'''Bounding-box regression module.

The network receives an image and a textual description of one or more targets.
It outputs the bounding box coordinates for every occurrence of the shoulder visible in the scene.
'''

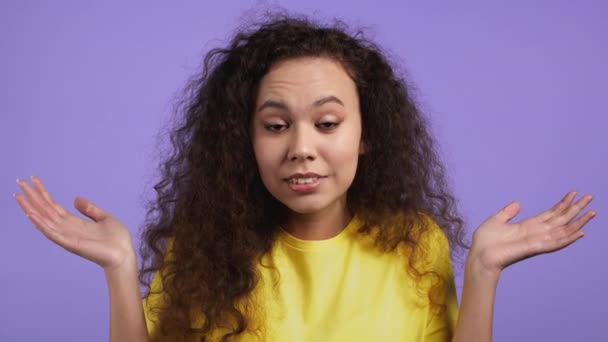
[418,214,452,271]
[418,214,451,257]
[392,212,453,278]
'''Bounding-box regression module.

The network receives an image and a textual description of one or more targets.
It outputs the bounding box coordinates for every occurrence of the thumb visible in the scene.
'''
[494,201,521,224]
[74,196,110,222]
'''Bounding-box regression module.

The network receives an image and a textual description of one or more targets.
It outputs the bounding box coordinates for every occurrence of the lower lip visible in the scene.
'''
[286,178,323,193]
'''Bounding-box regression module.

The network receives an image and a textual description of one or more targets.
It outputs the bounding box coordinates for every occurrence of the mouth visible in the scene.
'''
[284,176,326,193]
[285,176,326,185]
[284,172,327,183]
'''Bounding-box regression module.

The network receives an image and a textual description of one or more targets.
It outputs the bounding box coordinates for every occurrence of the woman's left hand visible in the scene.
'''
[470,191,596,277]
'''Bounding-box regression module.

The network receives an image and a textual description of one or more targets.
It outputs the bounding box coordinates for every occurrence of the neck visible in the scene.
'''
[282,201,353,241]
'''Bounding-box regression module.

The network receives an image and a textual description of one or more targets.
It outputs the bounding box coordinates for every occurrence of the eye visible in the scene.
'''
[317,122,339,130]
[265,123,289,132]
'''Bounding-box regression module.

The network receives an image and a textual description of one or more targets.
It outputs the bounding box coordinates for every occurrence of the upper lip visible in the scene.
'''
[285,172,325,180]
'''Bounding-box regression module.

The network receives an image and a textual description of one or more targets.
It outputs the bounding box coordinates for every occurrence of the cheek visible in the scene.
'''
[324,129,362,173]
[253,138,281,177]
[337,124,362,158]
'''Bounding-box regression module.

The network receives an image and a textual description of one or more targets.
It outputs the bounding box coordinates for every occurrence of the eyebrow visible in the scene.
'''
[256,95,344,113]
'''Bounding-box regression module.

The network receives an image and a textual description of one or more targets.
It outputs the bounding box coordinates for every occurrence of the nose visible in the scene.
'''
[287,123,316,162]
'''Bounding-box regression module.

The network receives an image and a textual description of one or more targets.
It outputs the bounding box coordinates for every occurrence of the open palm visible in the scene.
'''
[14,176,134,270]
[471,191,596,275]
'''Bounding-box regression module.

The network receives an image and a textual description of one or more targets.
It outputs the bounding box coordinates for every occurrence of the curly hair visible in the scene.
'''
[138,10,469,341]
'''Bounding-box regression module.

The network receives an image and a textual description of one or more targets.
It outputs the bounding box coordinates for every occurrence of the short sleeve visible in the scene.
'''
[419,217,459,341]
[143,269,165,340]
[142,238,177,341]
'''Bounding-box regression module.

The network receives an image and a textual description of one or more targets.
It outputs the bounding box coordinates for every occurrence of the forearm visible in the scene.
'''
[105,253,149,342]
[452,256,500,342]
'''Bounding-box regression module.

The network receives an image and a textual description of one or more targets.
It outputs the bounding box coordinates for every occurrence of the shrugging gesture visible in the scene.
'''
[453,191,596,342]
[470,190,595,276]
[14,176,149,341]
[14,176,135,271]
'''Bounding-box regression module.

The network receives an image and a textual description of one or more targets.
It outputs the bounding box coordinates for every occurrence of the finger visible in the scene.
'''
[17,178,61,223]
[536,191,577,223]
[525,226,582,256]
[16,179,45,215]
[547,229,585,254]
[494,201,521,223]
[561,209,596,237]
[549,194,594,227]
[14,192,41,217]
[27,212,64,243]
[27,213,82,255]
[30,176,68,217]
[545,225,587,253]
[521,209,595,257]
[540,210,595,252]
[74,196,110,222]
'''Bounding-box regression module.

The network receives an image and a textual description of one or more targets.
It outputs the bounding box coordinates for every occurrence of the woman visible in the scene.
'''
[13,13,596,342]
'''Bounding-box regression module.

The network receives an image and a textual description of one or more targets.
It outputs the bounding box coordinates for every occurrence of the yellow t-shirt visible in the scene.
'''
[144,214,459,341]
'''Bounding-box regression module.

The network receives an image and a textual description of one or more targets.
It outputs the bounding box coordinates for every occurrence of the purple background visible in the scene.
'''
[2,1,606,341]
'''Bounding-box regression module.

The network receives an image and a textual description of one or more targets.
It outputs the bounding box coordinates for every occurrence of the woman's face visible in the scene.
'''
[251,57,363,217]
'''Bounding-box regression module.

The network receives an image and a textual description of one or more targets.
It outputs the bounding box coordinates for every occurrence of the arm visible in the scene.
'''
[13,176,151,342]
[452,255,500,342]
[452,191,595,342]
[105,253,150,342]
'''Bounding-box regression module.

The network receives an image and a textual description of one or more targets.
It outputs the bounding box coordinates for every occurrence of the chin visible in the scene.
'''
[285,205,325,215]
[273,196,321,213]
[281,197,339,216]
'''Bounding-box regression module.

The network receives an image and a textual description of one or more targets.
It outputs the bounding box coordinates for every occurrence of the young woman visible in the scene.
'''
[14,14,596,342]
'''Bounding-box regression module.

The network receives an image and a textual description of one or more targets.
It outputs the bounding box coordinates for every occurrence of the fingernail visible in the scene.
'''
[16,178,21,185]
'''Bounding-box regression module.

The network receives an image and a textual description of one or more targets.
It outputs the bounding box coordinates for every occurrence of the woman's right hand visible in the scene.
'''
[14,176,135,271]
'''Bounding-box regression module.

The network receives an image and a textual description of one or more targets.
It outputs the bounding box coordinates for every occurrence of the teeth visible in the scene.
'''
[289,177,318,184]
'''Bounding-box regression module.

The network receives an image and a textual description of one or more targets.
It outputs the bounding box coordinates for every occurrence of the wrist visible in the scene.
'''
[104,251,138,279]
[465,250,502,283]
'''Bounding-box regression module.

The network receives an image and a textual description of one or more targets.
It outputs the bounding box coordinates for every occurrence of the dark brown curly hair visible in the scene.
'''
[138,10,469,342]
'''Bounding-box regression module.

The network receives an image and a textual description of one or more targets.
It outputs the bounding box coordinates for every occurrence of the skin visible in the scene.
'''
[454,193,596,341]
[14,177,147,342]
[251,57,365,240]
[13,57,597,341]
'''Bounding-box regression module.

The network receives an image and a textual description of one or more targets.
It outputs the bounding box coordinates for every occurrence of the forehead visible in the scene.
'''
[255,57,357,105]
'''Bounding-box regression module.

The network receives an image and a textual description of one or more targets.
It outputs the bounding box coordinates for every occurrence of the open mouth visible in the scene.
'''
[287,176,322,185]
[285,176,326,192]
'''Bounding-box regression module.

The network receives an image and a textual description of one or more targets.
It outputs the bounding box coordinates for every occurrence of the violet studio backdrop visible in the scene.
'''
[1,1,606,341]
